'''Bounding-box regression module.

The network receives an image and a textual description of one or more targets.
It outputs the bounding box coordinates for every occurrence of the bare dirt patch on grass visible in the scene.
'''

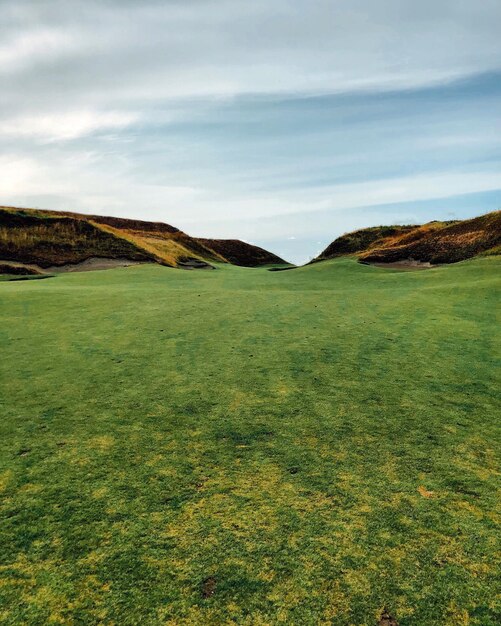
[365,259,437,271]
[201,577,217,599]
[46,257,152,273]
[378,607,399,625]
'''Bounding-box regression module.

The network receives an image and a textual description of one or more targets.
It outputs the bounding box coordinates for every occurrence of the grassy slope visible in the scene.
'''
[93,223,226,268]
[0,258,500,625]
[0,207,286,269]
[314,211,501,265]
[197,239,289,267]
[0,208,154,268]
[312,225,420,261]
[360,212,501,265]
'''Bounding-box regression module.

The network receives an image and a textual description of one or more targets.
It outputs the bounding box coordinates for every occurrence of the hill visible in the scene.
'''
[0,208,154,269]
[313,211,501,265]
[313,224,420,261]
[197,238,288,267]
[0,206,288,271]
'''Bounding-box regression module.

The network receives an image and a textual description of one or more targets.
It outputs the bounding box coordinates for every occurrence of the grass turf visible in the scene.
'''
[0,257,500,625]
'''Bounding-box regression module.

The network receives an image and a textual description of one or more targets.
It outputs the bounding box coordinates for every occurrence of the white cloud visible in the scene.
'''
[0,151,201,214]
[0,156,45,196]
[0,28,75,72]
[174,169,501,226]
[3,147,499,225]
[1,0,501,110]
[0,110,139,141]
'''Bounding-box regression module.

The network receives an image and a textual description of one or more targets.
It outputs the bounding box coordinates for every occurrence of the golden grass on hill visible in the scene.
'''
[314,211,501,265]
[312,225,419,262]
[374,222,448,249]
[359,211,501,264]
[0,208,153,268]
[0,206,286,270]
[94,222,227,268]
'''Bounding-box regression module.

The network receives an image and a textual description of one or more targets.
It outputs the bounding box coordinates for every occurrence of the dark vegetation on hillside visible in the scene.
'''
[361,211,501,264]
[86,214,180,234]
[2,205,498,272]
[0,206,287,270]
[0,208,154,268]
[314,211,501,265]
[197,238,288,267]
[169,234,223,263]
[91,220,223,268]
[313,225,419,261]
[22,209,182,235]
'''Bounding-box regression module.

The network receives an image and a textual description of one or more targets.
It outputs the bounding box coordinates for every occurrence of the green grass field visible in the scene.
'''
[1,257,500,625]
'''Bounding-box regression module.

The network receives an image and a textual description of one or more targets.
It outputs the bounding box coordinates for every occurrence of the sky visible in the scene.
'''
[1,0,501,264]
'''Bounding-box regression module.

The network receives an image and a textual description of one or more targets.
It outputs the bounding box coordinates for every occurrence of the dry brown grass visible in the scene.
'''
[94,223,227,267]
[0,205,286,269]
[314,211,501,265]
[197,238,288,266]
[360,211,501,264]
[0,208,153,267]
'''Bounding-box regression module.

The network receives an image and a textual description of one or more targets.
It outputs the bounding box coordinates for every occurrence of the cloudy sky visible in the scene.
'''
[1,0,501,263]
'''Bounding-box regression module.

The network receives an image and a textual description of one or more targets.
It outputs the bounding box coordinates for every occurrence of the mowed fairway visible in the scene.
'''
[0,257,500,625]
